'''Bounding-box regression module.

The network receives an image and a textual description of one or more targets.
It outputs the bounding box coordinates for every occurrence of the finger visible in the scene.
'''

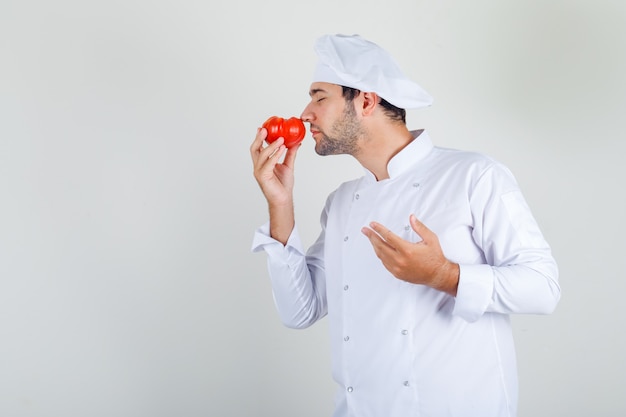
[266,138,285,158]
[257,137,285,164]
[251,128,276,167]
[361,226,395,256]
[409,214,432,242]
[368,221,401,248]
[361,226,382,243]
[252,144,286,181]
[250,127,267,157]
[250,128,284,160]
[282,143,300,169]
[264,142,287,169]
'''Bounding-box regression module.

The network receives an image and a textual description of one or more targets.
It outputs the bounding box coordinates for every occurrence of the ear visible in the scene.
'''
[360,92,380,116]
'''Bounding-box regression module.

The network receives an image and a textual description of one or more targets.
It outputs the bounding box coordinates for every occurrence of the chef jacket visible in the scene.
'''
[252,130,560,417]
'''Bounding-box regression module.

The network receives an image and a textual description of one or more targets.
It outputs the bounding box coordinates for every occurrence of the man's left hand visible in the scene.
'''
[361,214,460,296]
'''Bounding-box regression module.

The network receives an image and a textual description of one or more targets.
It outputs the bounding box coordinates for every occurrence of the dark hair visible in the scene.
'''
[341,86,406,124]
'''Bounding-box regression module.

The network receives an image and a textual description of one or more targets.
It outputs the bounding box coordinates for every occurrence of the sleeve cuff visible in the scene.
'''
[452,264,495,322]
[251,222,306,259]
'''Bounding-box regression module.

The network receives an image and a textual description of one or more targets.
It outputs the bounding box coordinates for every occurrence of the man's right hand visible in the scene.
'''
[250,127,300,244]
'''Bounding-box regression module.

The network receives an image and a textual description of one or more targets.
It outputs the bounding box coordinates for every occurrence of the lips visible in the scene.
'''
[310,126,321,137]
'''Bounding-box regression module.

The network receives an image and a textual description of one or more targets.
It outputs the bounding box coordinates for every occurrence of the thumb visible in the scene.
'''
[282,142,301,168]
[410,214,431,242]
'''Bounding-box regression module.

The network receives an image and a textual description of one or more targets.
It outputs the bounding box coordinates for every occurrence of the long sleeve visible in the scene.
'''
[251,219,328,329]
[452,162,561,322]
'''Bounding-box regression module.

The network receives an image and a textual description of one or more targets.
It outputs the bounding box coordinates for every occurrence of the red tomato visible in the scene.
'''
[262,116,284,144]
[262,116,306,148]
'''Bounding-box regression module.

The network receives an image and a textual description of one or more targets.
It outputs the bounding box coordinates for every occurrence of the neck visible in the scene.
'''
[355,124,416,181]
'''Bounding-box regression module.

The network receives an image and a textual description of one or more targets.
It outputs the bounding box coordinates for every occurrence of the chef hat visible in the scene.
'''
[312,34,433,110]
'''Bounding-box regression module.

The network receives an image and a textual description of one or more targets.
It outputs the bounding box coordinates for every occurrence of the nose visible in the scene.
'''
[300,103,313,123]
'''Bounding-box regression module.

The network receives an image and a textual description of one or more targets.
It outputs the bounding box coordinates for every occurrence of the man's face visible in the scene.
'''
[301,82,363,156]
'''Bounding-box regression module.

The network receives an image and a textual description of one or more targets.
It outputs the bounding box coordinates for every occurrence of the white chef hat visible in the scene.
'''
[312,34,433,110]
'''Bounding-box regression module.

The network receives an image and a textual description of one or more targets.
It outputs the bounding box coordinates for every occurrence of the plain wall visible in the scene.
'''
[1,0,624,416]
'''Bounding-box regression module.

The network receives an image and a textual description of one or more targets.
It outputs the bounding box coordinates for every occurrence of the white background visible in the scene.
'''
[1,0,624,416]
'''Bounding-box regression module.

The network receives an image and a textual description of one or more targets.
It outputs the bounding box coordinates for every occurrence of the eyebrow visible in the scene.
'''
[309,88,327,97]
